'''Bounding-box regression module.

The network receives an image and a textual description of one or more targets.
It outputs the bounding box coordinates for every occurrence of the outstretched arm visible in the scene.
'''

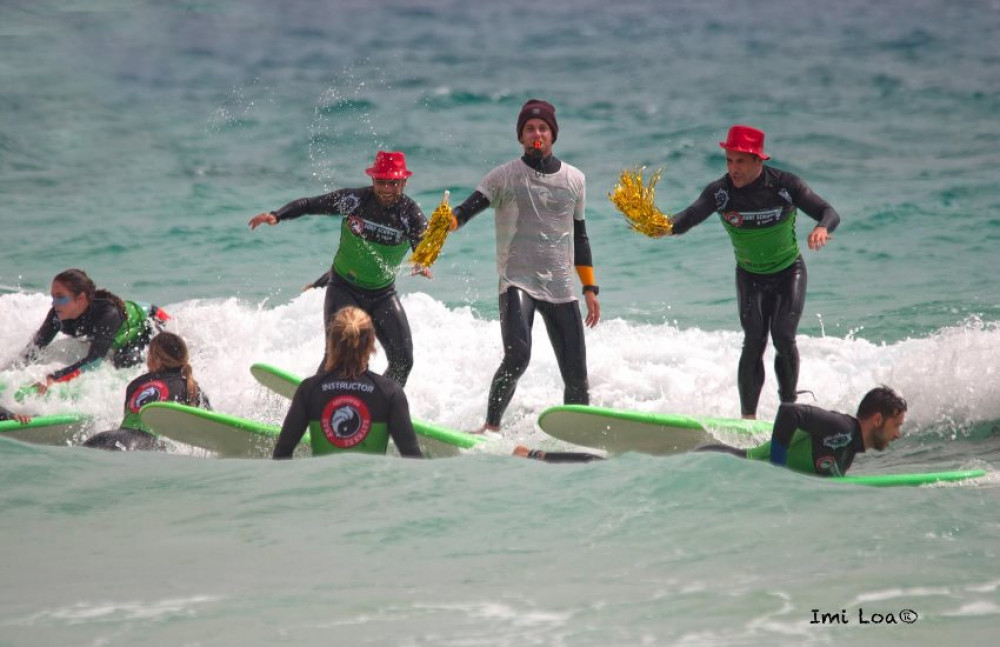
[451,191,490,229]
[668,185,719,236]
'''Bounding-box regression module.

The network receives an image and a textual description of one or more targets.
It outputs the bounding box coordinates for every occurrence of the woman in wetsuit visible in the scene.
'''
[248,151,429,387]
[84,332,211,451]
[18,269,169,394]
[273,306,422,459]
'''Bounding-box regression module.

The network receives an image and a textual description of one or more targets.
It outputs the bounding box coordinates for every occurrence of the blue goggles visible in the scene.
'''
[52,295,72,306]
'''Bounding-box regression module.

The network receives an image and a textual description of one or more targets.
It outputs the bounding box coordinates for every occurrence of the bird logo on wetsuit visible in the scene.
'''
[128,380,169,413]
[320,396,372,449]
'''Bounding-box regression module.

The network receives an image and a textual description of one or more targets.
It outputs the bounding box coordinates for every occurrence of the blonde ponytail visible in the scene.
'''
[324,307,376,379]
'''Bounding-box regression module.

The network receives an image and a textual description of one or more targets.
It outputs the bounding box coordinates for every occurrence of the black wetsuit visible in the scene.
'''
[0,406,21,422]
[697,403,865,476]
[454,153,595,427]
[273,368,423,459]
[672,167,840,416]
[84,368,212,451]
[273,187,427,386]
[21,299,164,383]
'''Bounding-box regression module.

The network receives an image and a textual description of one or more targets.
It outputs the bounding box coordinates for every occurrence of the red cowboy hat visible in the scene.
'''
[719,125,770,160]
[365,151,413,179]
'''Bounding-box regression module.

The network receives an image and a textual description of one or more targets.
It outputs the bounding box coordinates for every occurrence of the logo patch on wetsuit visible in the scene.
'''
[321,395,372,449]
[822,432,853,450]
[723,211,743,226]
[815,455,841,475]
[337,194,362,214]
[345,215,406,245]
[347,214,366,236]
[128,380,169,413]
[714,187,730,210]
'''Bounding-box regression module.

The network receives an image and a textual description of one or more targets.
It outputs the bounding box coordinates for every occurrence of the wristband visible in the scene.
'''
[583,285,599,296]
[770,441,788,466]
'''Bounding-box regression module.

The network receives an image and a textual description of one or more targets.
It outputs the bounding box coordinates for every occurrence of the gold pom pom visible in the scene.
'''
[608,167,673,237]
[410,190,454,268]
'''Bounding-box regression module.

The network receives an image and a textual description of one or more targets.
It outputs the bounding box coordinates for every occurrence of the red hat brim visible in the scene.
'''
[719,141,770,160]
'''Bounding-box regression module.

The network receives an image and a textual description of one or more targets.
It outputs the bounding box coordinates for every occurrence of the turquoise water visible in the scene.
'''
[2,1,999,644]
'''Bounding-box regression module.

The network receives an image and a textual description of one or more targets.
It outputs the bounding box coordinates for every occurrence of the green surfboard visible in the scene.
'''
[537,404,771,455]
[139,401,299,458]
[538,405,987,487]
[249,362,485,457]
[0,413,90,446]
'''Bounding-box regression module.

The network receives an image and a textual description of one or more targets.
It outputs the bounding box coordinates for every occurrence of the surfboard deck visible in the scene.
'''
[139,401,307,458]
[250,362,485,457]
[0,413,90,446]
[537,404,772,455]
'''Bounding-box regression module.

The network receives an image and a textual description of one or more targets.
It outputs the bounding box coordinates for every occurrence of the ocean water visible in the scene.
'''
[2,0,1000,645]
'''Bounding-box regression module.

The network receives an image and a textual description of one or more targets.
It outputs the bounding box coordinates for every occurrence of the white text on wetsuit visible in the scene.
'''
[322,381,375,393]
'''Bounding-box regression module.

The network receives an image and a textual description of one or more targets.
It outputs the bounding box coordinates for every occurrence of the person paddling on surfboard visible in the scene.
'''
[697,385,907,477]
[0,406,32,425]
[273,306,423,459]
[15,268,170,397]
[446,99,601,434]
[84,332,211,451]
[650,126,841,420]
[248,151,429,387]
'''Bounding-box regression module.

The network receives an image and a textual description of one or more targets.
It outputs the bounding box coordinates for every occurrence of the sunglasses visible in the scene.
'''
[52,295,73,306]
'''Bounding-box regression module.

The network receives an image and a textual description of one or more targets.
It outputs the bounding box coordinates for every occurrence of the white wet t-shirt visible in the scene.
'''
[477,158,586,303]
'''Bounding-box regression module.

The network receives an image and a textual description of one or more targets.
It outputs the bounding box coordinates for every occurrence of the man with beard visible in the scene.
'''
[697,385,907,476]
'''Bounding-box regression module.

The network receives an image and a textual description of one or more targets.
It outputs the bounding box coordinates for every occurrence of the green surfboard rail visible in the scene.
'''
[830,469,987,487]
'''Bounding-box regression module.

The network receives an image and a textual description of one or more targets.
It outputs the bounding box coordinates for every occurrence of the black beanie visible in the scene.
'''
[516,99,558,143]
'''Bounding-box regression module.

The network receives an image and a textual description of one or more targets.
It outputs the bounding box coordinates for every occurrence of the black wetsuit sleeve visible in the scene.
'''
[0,406,14,421]
[386,388,423,458]
[310,271,332,290]
[770,403,807,448]
[452,191,491,228]
[574,220,594,267]
[49,307,123,382]
[271,190,351,222]
[785,173,840,232]
[404,200,429,250]
[670,184,719,235]
[273,383,311,459]
[197,389,212,411]
[21,310,60,361]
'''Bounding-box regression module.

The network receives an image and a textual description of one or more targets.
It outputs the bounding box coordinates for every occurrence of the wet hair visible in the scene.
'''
[324,307,376,379]
[53,268,126,319]
[148,332,201,402]
[856,385,908,420]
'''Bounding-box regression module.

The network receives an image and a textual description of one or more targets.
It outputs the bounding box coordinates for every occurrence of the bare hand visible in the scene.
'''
[33,380,49,396]
[808,226,830,250]
[249,212,278,230]
[584,291,600,328]
[411,264,433,279]
[15,414,32,425]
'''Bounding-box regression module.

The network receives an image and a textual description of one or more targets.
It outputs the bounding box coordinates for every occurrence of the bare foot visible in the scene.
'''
[471,423,500,435]
[741,414,756,420]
